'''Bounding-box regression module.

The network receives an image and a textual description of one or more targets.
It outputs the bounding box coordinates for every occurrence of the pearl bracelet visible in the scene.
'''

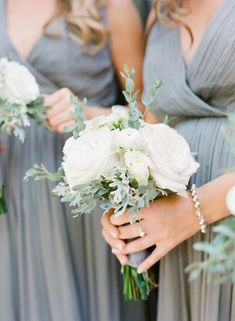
[190,184,207,234]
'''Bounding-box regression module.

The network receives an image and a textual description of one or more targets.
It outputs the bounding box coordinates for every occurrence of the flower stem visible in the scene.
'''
[122,265,157,300]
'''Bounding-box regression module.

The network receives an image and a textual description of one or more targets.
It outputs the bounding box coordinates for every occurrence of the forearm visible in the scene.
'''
[197,173,235,225]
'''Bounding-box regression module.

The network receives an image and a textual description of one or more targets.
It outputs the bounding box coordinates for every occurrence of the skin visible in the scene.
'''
[6,0,156,132]
[101,0,235,272]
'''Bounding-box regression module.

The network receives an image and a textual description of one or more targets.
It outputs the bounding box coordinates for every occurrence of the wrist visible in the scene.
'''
[196,173,235,225]
[172,192,200,241]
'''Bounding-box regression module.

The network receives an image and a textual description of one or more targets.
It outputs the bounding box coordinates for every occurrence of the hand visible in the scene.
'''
[101,194,199,272]
[45,88,112,133]
[45,88,74,133]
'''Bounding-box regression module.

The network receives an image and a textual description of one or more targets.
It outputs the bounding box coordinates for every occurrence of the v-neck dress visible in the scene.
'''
[144,0,235,320]
[0,2,152,321]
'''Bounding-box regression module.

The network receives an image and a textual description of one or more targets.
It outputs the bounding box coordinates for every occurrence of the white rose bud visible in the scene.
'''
[63,128,114,189]
[226,185,235,215]
[108,105,129,128]
[113,128,143,150]
[124,150,150,186]
[141,123,199,196]
[84,106,129,133]
[0,58,39,104]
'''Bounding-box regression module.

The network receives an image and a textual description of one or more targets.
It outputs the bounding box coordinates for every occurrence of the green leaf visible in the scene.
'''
[141,93,149,107]
[126,78,135,93]
[213,224,235,239]
[67,96,86,137]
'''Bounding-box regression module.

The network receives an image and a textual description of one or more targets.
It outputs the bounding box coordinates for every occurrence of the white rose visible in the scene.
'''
[226,185,235,215]
[84,115,108,132]
[0,58,39,104]
[63,128,114,189]
[141,123,199,196]
[113,128,144,150]
[83,106,129,133]
[124,150,150,186]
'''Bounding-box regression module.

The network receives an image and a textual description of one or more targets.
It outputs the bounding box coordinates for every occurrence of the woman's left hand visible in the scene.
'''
[45,88,111,133]
[102,193,200,273]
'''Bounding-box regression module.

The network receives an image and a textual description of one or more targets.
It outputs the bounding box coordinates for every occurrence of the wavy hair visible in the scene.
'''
[152,0,192,41]
[153,0,189,26]
[52,0,108,53]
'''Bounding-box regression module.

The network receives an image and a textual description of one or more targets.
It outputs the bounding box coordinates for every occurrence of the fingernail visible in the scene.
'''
[112,248,120,254]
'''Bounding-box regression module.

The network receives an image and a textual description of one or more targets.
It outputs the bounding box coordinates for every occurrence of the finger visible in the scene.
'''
[45,88,71,109]
[115,254,128,266]
[101,212,119,239]
[48,110,71,128]
[57,120,75,133]
[118,221,144,240]
[137,247,160,273]
[110,211,144,226]
[102,228,125,251]
[137,239,176,273]
[47,98,71,119]
[119,236,154,255]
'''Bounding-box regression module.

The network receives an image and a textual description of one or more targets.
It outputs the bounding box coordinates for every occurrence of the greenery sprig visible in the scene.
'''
[121,64,161,129]
[0,96,50,142]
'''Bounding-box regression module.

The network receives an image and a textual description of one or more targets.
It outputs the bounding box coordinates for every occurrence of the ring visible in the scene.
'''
[138,221,146,238]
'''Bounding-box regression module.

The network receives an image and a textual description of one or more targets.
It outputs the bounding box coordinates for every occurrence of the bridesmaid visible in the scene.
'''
[102,0,235,321]
[0,0,154,321]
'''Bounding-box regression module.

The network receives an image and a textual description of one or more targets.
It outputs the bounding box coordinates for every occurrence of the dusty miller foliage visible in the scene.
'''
[186,111,235,284]
[0,96,50,142]
[24,65,163,220]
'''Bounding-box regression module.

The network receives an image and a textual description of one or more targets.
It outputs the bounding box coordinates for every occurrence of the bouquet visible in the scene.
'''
[25,66,199,300]
[0,58,49,213]
[186,111,235,283]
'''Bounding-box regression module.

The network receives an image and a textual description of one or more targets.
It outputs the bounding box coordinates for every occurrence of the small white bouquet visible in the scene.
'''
[0,58,49,141]
[0,58,49,213]
[25,66,199,299]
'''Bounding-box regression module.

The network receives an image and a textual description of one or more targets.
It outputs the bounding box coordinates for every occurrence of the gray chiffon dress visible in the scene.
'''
[144,0,235,320]
[0,2,152,321]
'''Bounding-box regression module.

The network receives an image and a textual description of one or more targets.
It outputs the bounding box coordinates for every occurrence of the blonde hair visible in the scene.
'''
[153,0,189,26]
[54,0,108,53]
[152,0,192,41]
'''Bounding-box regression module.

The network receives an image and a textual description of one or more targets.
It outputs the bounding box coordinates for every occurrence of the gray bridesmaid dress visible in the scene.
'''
[0,1,151,321]
[144,0,235,320]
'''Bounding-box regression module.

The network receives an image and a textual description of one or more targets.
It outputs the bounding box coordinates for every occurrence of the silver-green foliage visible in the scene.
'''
[0,96,49,142]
